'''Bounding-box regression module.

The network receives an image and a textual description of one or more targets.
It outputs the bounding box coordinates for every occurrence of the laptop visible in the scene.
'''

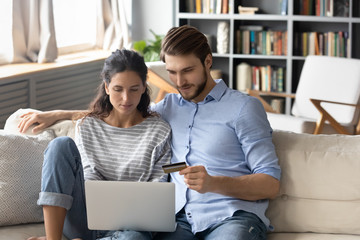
[85,180,176,232]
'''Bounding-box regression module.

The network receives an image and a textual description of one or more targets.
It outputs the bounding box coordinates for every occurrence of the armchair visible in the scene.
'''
[248,56,360,134]
[146,61,178,103]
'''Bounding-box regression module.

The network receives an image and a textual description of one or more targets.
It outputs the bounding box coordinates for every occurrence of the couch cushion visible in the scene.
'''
[267,131,360,235]
[0,223,68,240]
[268,232,360,240]
[0,130,55,226]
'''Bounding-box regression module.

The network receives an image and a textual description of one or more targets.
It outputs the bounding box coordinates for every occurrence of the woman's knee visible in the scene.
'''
[43,136,80,170]
[46,136,77,154]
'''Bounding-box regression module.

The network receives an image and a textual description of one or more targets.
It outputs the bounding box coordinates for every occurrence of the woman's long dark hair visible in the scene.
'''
[87,49,152,119]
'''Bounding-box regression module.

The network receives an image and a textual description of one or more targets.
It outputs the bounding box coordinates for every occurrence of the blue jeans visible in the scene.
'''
[154,209,267,240]
[37,137,152,240]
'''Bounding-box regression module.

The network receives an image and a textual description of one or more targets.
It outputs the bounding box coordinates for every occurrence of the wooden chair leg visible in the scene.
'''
[356,120,360,135]
[313,115,325,135]
[310,99,351,135]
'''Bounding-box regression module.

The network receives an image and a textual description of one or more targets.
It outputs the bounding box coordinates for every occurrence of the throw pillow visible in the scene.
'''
[0,130,55,226]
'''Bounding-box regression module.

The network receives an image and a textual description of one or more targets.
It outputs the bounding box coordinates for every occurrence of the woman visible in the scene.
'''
[27,49,171,240]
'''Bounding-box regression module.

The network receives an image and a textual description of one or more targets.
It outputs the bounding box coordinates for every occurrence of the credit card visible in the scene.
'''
[162,162,187,173]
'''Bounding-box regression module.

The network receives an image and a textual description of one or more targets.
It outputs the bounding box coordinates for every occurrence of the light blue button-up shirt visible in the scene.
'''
[152,79,281,234]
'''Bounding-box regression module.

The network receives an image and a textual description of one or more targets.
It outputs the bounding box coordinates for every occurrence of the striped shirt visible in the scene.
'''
[74,116,171,182]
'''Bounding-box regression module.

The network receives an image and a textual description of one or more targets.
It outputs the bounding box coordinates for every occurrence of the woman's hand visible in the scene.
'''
[18,111,57,133]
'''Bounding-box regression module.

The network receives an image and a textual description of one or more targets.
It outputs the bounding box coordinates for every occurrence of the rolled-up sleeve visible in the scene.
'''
[235,97,281,180]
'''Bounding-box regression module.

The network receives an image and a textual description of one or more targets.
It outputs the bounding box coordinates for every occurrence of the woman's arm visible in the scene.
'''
[149,129,172,182]
[18,110,88,134]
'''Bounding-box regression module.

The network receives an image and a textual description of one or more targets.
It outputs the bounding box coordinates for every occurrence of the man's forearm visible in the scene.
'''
[210,173,280,201]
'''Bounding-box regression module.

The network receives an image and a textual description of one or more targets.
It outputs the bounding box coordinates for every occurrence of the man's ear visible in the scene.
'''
[205,54,212,69]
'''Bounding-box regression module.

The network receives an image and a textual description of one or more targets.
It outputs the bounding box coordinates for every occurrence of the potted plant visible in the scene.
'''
[133,30,164,62]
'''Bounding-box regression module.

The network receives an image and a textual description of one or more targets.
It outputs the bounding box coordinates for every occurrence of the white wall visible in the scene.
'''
[131,0,175,42]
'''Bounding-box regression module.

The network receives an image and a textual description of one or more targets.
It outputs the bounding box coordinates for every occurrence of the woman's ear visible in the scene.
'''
[142,83,147,94]
[104,82,110,95]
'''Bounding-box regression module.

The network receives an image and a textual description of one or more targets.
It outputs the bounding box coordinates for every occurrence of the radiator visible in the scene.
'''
[0,60,103,129]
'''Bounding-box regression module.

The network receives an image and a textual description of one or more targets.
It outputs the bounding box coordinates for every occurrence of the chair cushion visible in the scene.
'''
[291,56,360,125]
[267,112,355,134]
[267,130,360,235]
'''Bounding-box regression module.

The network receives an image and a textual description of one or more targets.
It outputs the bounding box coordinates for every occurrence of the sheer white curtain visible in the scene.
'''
[0,0,57,64]
[0,0,130,65]
[96,0,131,51]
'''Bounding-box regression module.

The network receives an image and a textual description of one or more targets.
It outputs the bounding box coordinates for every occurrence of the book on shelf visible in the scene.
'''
[236,26,287,56]
[185,0,230,14]
[238,64,285,93]
[299,0,349,17]
[295,31,349,57]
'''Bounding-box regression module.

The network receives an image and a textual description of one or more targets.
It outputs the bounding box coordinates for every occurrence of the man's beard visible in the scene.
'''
[178,68,207,101]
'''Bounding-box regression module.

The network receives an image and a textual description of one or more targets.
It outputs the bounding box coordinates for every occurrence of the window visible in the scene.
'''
[53,0,97,55]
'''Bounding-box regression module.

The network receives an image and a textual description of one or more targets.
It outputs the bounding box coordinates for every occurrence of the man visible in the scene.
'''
[19,25,280,240]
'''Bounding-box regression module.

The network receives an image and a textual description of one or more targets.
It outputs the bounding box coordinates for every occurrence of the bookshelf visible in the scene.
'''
[175,0,360,114]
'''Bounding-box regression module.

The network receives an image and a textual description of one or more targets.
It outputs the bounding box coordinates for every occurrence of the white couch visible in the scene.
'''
[1,109,360,240]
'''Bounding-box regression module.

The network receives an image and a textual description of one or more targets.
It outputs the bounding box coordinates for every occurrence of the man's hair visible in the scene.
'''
[160,25,212,66]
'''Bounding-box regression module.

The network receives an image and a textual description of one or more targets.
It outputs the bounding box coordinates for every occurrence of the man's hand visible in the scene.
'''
[180,165,280,200]
[179,165,214,194]
[18,111,59,134]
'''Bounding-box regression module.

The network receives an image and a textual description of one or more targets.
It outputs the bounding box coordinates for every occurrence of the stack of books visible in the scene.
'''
[185,0,231,14]
[299,0,349,17]
[294,31,349,57]
[236,63,285,93]
[238,5,258,15]
[235,26,287,56]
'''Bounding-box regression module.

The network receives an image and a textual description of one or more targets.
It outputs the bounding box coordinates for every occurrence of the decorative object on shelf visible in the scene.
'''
[236,62,252,92]
[238,5,259,15]
[133,30,163,62]
[210,69,222,80]
[334,0,349,17]
[281,0,288,15]
[271,98,285,113]
[216,21,229,54]
[204,34,213,52]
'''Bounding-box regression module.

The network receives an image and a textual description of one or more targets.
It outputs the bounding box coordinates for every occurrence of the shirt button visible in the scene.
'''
[186,146,189,149]
[188,125,192,128]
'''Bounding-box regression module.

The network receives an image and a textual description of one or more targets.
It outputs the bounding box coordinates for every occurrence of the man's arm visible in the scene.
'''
[18,110,88,134]
[180,165,280,201]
